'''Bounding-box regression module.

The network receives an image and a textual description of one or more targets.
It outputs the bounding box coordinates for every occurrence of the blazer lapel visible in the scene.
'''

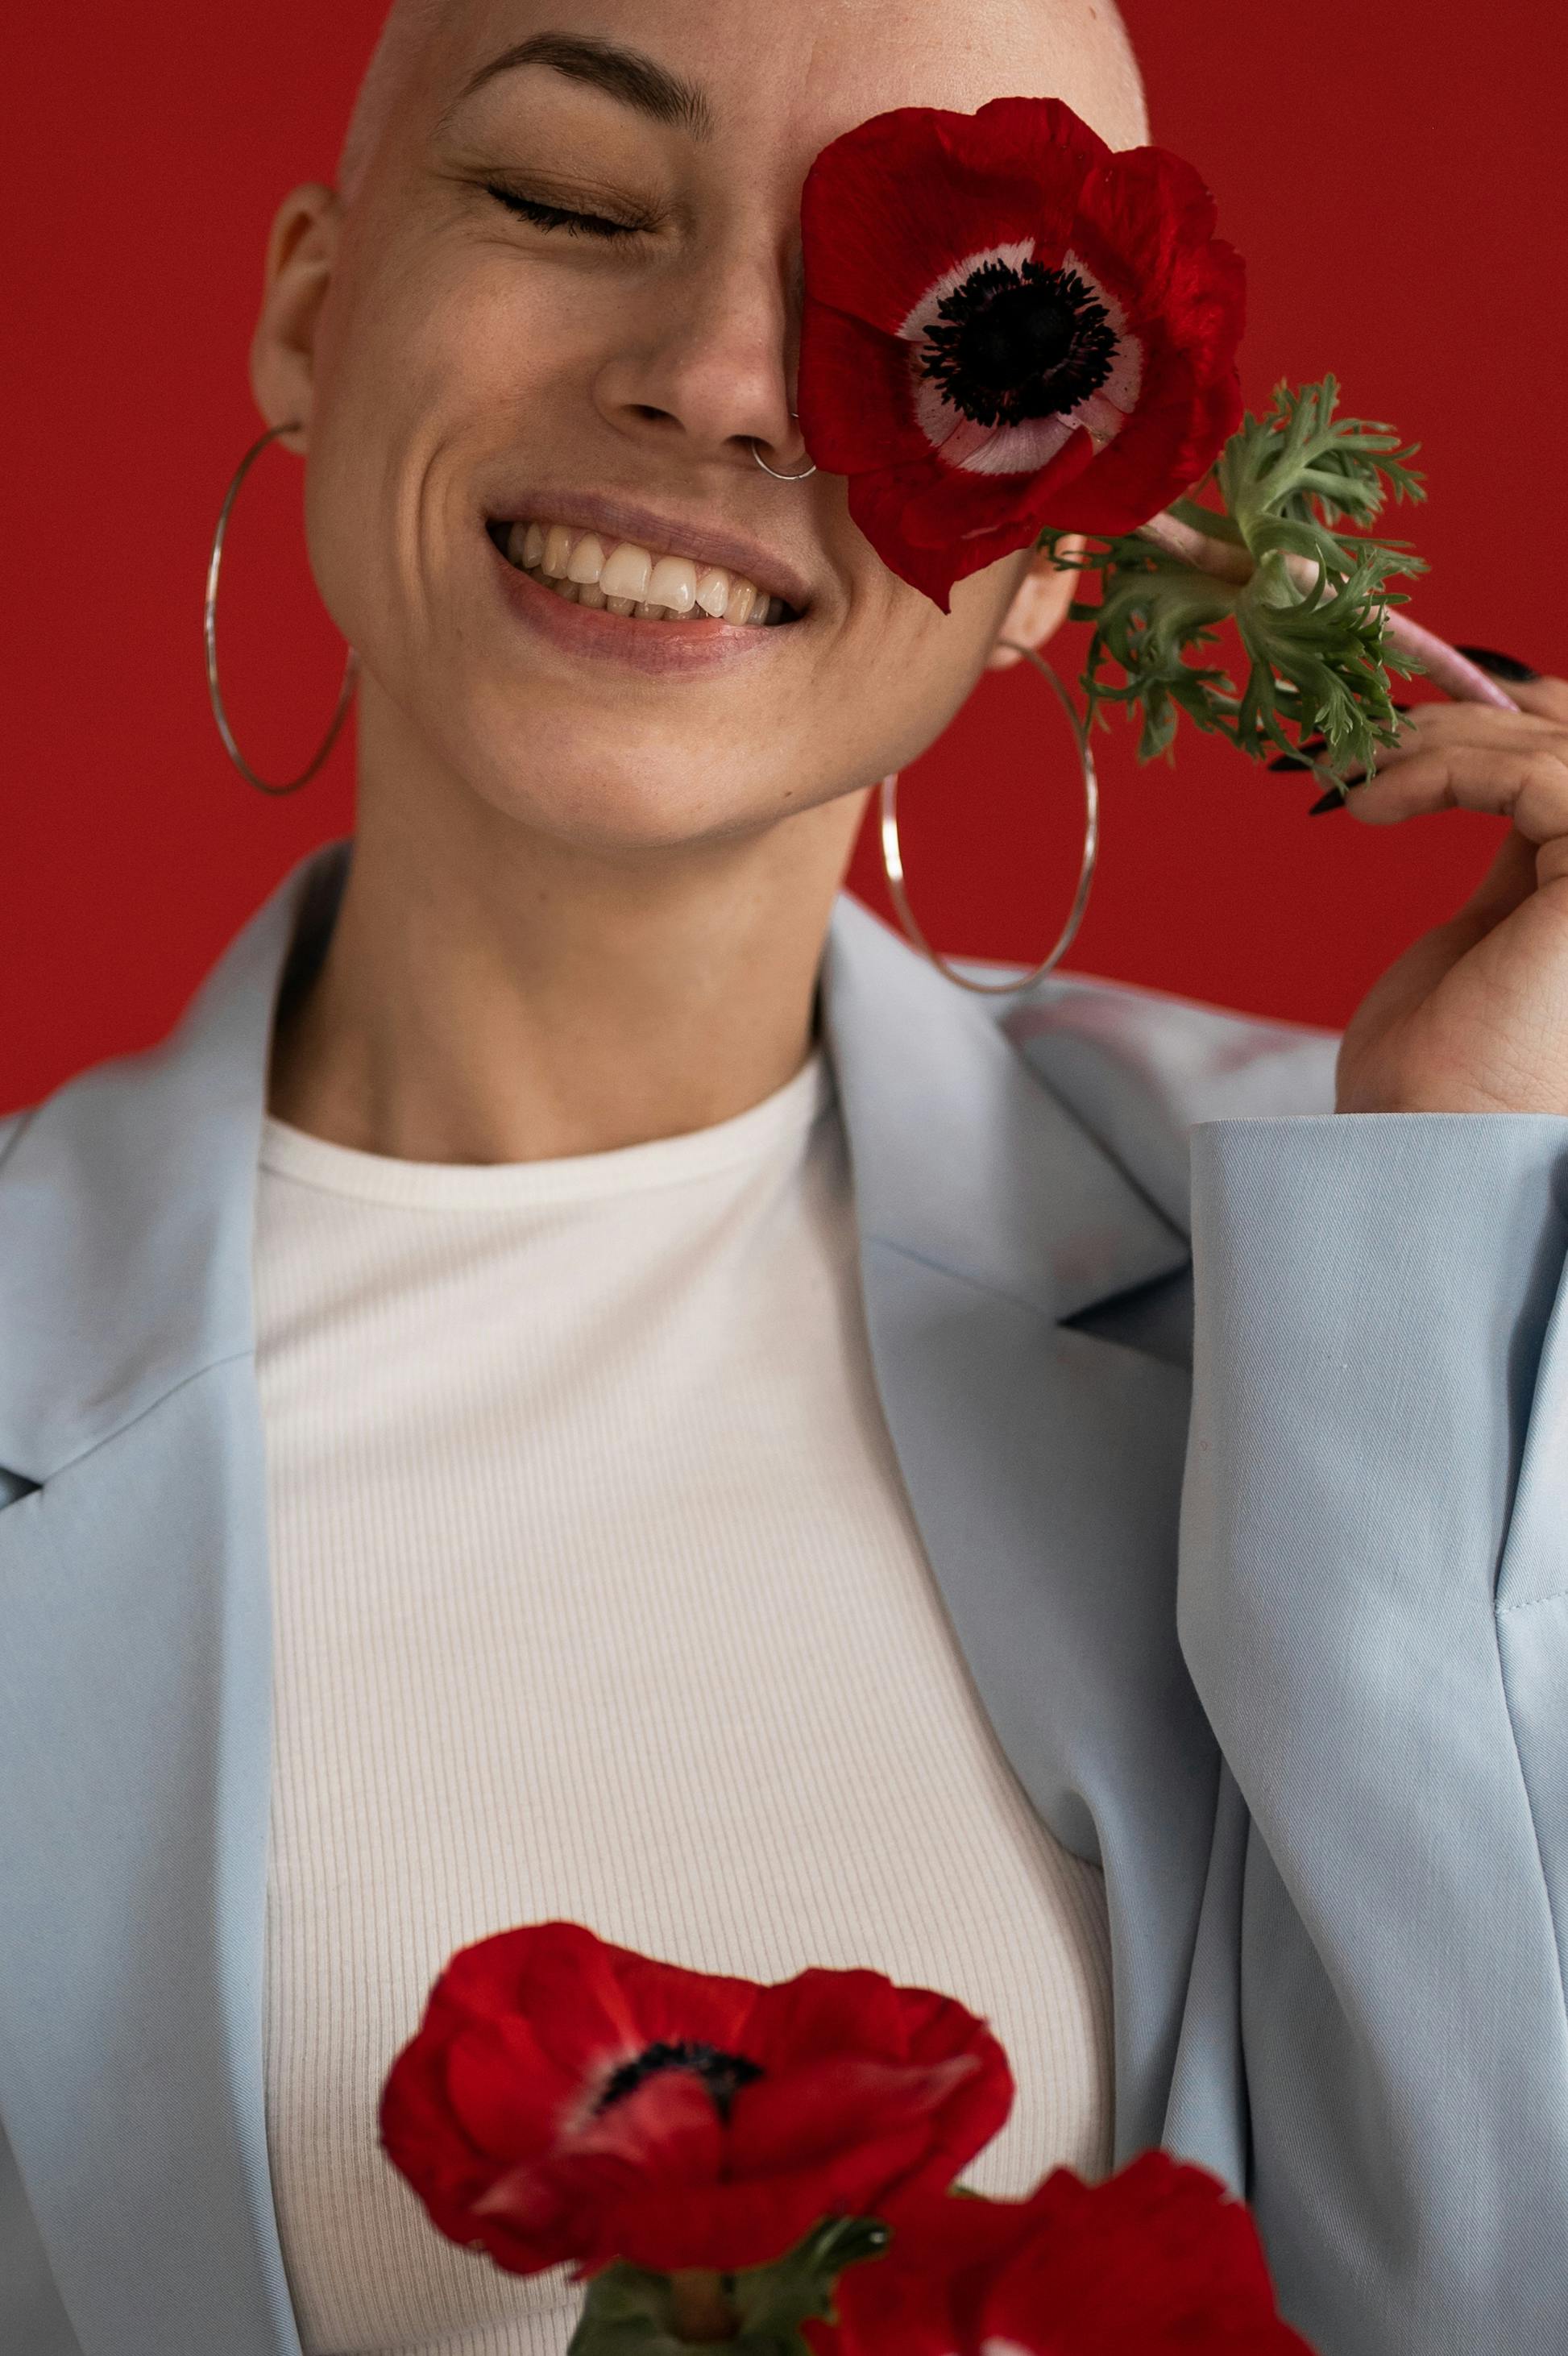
[0,846,350,2356]
[820,899,1222,2159]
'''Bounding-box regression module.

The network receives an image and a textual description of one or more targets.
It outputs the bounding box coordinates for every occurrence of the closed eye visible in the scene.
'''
[483,183,645,242]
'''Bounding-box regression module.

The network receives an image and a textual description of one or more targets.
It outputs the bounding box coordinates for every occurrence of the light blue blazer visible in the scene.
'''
[3,841,1566,2356]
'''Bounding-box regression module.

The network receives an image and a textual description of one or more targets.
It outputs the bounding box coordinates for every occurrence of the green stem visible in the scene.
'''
[1135,509,1518,713]
[669,2271,739,2345]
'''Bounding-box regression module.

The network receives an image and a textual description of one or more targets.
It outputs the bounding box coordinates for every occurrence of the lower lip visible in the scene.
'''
[487,537,799,678]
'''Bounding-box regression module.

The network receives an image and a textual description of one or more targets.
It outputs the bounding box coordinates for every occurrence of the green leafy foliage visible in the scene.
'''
[1041,378,1428,777]
[566,2217,891,2356]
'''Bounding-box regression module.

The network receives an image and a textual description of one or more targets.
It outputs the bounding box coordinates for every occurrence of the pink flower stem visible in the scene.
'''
[1135,510,1520,712]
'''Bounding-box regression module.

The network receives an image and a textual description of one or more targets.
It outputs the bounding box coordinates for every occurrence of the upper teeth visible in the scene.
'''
[504,520,785,624]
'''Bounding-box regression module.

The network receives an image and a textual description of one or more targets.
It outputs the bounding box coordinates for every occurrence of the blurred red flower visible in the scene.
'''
[380,1921,1013,2277]
[797,98,1246,611]
[808,2152,1316,2356]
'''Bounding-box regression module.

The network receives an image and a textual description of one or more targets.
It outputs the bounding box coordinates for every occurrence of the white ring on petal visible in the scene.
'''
[959,417,1081,476]
[898,240,1039,342]
[912,408,1024,471]
[908,244,1147,478]
[1063,249,1143,417]
[1075,390,1132,449]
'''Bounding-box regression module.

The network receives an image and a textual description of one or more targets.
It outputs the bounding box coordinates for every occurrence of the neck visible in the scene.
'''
[268,747,865,1166]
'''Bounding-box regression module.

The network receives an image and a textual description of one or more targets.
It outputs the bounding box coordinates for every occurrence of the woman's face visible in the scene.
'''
[253,0,1139,853]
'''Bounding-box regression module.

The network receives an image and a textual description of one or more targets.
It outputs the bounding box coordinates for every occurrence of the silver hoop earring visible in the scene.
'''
[750,406,817,482]
[878,642,1099,995]
[205,420,360,796]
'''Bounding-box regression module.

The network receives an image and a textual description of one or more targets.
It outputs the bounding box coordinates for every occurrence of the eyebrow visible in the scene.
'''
[441,31,716,143]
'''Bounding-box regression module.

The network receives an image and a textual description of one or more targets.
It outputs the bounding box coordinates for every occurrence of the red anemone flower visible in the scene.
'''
[380,1921,1013,2277]
[797,98,1246,611]
[808,2153,1317,2356]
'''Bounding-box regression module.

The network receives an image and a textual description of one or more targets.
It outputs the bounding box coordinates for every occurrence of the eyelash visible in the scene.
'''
[483,182,644,242]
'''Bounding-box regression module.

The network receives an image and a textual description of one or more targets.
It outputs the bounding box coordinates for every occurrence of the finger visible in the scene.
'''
[1267,704,1416,772]
[1456,824,1541,927]
[1367,703,1563,765]
[1280,699,1556,782]
[1346,739,1568,846]
[1500,673,1568,727]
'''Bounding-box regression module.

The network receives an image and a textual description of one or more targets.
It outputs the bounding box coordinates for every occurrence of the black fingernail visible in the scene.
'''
[1454,645,1541,683]
[1269,736,1329,772]
[1309,787,1349,815]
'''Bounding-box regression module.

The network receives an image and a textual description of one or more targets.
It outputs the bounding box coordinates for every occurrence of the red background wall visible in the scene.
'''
[4,1,1564,1113]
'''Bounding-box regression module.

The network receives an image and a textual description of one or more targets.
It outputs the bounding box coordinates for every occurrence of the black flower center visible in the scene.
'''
[920,258,1119,431]
[595,2039,766,2123]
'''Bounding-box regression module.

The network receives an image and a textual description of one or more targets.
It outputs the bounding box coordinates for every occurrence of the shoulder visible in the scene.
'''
[0,1111,38,1499]
[994,964,1338,1232]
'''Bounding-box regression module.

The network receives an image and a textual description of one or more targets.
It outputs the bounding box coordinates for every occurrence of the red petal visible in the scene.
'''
[595,1945,762,2058]
[844,472,980,608]
[797,304,931,472]
[746,1974,1013,2169]
[567,2065,728,2182]
[828,2163,1312,2356]
[825,2190,1047,2356]
[476,2073,729,2273]
[465,2160,583,2275]
[724,2055,971,2173]
[1070,147,1234,333]
[450,1923,761,2088]
[1038,357,1242,537]
[748,1968,920,2064]
[898,434,1097,547]
[603,2170,851,2273]
[379,2034,498,2245]
[981,2157,1317,2354]
[598,2114,940,2273]
[427,1923,641,2087]
[840,454,1078,612]
[444,2018,579,2159]
[801,100,1106,338]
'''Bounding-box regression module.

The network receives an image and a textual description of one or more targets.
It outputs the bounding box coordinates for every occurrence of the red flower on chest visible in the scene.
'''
[808,2152,1317,2356]
[796,98,1246,610]
[380,1920,1013,2277]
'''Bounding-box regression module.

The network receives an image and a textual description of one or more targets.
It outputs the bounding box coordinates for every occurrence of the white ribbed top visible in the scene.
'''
[253,1054,1113,2356]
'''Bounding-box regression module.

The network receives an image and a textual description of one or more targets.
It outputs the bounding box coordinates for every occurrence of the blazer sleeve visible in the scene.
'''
[0,1114,37,1511]
[1177,1111,1568,2356]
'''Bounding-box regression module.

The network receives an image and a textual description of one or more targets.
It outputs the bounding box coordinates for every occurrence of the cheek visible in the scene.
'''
[301,240,582,654]
[823,599,1002,786]
[319,224,631,480]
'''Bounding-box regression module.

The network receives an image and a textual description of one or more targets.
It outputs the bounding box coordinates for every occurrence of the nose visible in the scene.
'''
[750,421,817,481]
[590,239,813,475]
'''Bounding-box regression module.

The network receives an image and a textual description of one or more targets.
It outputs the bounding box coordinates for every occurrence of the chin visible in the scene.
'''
[461,740,799,857]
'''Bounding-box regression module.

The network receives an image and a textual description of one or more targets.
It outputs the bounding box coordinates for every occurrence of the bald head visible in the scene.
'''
[335,0,1147,205]
[338,0,446,201]
[1076,2,1148,144]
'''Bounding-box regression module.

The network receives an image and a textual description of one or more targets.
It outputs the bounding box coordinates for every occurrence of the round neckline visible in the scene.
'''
[258,1051,834,1211]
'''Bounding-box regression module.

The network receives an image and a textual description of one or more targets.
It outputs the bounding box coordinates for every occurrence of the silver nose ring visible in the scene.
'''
[751,407,817,481]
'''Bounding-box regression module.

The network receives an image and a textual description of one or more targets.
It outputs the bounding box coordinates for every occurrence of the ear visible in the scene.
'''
[985,535,1085,674]
[248,183,343,457]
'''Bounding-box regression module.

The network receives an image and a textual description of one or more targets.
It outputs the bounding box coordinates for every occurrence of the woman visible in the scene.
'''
[2,3,1566,2354]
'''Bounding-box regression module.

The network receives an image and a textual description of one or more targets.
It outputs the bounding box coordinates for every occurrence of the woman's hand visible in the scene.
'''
[1335,671,1568,1114]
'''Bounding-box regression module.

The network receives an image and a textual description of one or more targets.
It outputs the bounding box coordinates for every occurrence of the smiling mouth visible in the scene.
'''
[485,518,804,626]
